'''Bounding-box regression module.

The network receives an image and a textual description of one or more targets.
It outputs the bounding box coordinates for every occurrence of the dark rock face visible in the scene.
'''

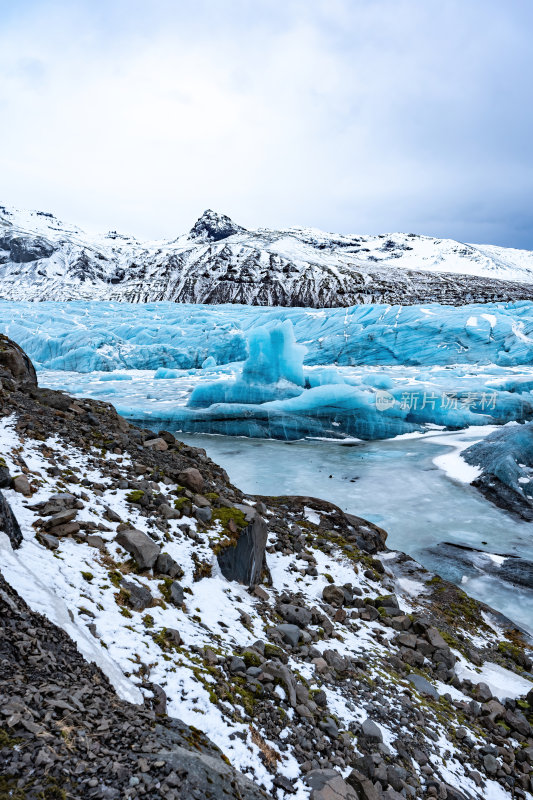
[0,333,37,387]
[217,512,268,586]
[0,232,55,263]
[0,490,22,548]
[0,571,271,800]
[188,209,246,242]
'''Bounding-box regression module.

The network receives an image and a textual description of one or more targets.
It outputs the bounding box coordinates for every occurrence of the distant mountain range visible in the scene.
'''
[1,204,532,306]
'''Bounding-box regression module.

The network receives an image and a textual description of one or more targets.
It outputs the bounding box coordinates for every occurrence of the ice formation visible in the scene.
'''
[1,300,533,373]
[3,300,533,440]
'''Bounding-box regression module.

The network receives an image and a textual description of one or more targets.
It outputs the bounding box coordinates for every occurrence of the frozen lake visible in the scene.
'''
[177,428,533,635]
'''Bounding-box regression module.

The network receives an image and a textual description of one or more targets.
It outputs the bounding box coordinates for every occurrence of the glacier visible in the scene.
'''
[2,299,533,440]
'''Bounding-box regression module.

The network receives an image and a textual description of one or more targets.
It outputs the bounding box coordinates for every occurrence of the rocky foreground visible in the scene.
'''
[1,334,533,800]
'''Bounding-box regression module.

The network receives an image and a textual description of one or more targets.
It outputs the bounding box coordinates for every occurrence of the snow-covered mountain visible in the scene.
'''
[1,203,533,306]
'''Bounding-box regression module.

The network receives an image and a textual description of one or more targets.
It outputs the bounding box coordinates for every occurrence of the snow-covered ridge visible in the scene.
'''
[1,203,533,306]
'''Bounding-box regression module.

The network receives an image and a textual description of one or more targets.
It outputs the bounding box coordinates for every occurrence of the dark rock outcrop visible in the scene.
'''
[217,509,268,586]
[0,489,22,548]
[0,333,37,387]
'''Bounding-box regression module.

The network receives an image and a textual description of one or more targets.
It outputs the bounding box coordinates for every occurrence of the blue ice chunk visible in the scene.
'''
[154,367,179,379]
[202,356,216,369]
[99,373,132,381]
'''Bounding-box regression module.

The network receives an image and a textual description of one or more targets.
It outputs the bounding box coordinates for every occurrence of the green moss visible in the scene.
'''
[0,727,23,748]
[158,577,173,602]
[324,573,334,584]
[109,570,122,588]
[119,607,132,618]
[142,614,155,628]
[126,489,145,503]
[242,650,262,668]
[209,507,247,553]
[0,777,26,800]
[81,571,93,582]
[38,781,67,800]
[205,492,219,502]
[173,497,190,511]
[498,640,528,667]
[264,643,284,659]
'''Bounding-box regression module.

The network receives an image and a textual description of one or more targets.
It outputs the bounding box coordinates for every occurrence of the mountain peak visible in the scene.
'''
[188,209,246,242]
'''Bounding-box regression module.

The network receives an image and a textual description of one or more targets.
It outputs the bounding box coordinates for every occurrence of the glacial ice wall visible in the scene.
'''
[1,300,533,372]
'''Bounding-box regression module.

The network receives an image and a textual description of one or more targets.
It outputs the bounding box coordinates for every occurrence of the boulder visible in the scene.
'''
[115,528,160,570]
[120,578,153,611]
[408,673,439,699]
[169,581,184,606]
[322,585,345,607]
[155,552,182,578]
[144,437,168,451]
[360,719,383,743]
[0,490,22,548]
[278,603,312,627]
[12,475,32,497]
[0,333,37,387]
[216,510,267,586]
[178,468,204,494]
[274,624,301,648]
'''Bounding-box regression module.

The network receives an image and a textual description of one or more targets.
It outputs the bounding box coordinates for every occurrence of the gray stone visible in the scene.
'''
[120,578,153,611]
[360,718,383,743]
[194,505,212,525]
[230,656,247,673]
[279,603,312,627]
[274,624,301,647]
[475,682,493,702]
[43,509,77,530]
[115,528,160,570]
[408,673,439,699]
[41,533,59,550]
[155,552,182,578]
[169,582,184,606]
[346,768,381,800]
[483,753,499,775]
[426,627,449,650]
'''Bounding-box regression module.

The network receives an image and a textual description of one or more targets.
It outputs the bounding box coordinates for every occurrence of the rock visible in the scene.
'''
[0,490,22,548]
[12,474,32,496]
[104,505,122,522]
[230,656,247,673]
[194,505,212,525]
[475,682,493,703]
[144,438,168,451]
[41,533,59,550]
[169,582,184,606]
[279,603,312,627]
[120,579,153,611]
[408,674,439,699]
[116,528,160,570]
[216,510,267,586]
[0,333,37,387]
[155,552,182,578]
[322,585,346,607]
[48,521,80,537]
[274,624,301,647]
[0,460,11,488]
[178,468,204,493]
[346,768,382,800]
[426,627,449,650]
[159,503,181,520]
[42,509,77,529]
[360,719,383,743]
[483,753,499,775]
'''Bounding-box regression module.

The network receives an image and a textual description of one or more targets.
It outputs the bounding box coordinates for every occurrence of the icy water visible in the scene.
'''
[177,429,533,635]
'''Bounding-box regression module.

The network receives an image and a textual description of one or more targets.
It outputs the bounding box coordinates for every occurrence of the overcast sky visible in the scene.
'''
[0,0,532,247]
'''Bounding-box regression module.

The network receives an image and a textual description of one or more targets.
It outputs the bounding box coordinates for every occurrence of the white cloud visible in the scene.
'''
[0,0,532,246]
